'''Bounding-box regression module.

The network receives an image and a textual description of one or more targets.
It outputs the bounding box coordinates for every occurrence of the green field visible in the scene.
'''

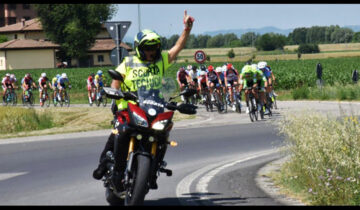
[1,56,360,104]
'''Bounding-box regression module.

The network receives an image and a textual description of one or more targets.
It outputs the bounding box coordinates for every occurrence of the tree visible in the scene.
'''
[167,34,179,49]
[297,43,320,54]
[196,34,211,48]
[227,49,235,59]
[240,32,259,46]
[223,33,239,47]
[255,33,286,51]
[34,4,116,60]
[288,27,307,44]
[0,35,8,43]
[207,34,224,48]
[185,34,197,49]
[352,32,360,43]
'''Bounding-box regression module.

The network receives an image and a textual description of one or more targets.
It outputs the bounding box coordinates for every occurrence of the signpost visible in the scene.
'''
[194,50,206,64]
[105,21,131,66]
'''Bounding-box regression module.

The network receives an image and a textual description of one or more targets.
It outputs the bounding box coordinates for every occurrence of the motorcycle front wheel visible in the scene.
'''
[125,154,151,206]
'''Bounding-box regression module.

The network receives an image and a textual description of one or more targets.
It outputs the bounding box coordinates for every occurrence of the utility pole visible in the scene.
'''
[138,4,141,32]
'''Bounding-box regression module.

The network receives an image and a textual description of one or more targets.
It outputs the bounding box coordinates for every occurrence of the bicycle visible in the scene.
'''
[211,85,226,113]
[2,87,17,106]
[201,86,213,112]
[246,87,259,122]
[226,84,242,113]
[58,86,70,107]
[40,89,51,107]
[22,88,34,107]
[95,86,107,107]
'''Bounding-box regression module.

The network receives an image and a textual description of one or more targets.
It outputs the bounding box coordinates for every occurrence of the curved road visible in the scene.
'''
[0,100,359,205]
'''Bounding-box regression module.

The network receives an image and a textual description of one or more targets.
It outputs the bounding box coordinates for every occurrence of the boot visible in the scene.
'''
[92,158,108,180]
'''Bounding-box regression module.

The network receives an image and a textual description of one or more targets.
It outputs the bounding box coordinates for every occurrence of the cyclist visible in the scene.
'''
[198,70,208,102]
[176,66,191,102]
[87,72,96,105]
[10,74,18,89]
[189,65,200,99]
[258,61,276,96]
[200,64,207,73]
[92,10,195,192]
[94,70,106,100]
[238,65,257,114]
[2,73,12,102]
[252,64,268,116]
[22,73,37,101]
[58,73,71,102]
[224,63,239,111]
[206,65,222,102]
[51,74,60,103]
[38,73,51,106]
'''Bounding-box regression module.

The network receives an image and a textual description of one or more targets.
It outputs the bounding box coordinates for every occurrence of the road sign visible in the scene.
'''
[105,21,131,66]
[110,47,129,67]
[194,50,206,63]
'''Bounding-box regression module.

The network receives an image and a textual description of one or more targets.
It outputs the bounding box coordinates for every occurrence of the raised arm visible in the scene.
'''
[168,10,194,63]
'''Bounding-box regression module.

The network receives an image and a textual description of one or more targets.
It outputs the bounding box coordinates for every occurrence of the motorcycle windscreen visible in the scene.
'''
[137,87,165,117]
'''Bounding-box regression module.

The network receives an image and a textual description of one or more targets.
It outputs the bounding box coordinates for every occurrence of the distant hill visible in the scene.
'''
[122,25,360,42]
[203,26,293,37]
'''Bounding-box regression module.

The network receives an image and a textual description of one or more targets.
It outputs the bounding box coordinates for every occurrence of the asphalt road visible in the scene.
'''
[0,108,284,205]
[1,100,359,205]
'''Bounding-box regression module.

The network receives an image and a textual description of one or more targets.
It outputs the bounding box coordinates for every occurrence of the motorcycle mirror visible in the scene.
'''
[108,69,124,82]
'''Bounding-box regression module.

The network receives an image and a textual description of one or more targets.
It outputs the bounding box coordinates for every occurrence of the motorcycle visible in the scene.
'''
[100,70,197,206]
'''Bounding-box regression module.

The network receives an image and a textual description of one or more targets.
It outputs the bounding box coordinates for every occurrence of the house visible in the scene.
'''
[0,4,37,27]
[0,18,132,70]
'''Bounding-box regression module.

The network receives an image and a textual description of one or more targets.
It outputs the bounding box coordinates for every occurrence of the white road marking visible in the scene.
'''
[0,172,28,182]
[176,149,277,206]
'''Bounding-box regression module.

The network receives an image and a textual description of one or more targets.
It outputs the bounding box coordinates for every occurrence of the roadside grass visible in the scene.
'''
[0,107,195,139]
[290,83,360,101]
[271,110,360,205]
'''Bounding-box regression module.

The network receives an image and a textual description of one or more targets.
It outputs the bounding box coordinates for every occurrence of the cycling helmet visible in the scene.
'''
[25,73,31,78]
[10,74,15,79]
[179,66,185,72]
[61,73,67,78]
[208,65,214,72]
[187,65,192,71]
[5,73,10,77]
[97,70,103,76]
[134,29,162,61]
[41,73,46,77]
[192,65,197,71]
[215,67,222,73]
[56,74,61,78]
[200,65,207,71]
[90,73,95,77]
[227,63,233,70]
[258,61,267,69]
[243,65,253,74]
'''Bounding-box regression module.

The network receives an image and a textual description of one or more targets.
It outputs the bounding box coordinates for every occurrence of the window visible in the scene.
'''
[23,16,31,21]
[14,34,17,39]
[8,4,16,10]
[98,55,104,62]
[23,4,30,9]
[0,18,5,27]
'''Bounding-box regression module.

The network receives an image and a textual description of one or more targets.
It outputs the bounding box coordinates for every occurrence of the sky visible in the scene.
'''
[110,4,360,41]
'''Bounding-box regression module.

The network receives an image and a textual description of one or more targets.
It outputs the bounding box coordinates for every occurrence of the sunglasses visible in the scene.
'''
[141,44,159,51]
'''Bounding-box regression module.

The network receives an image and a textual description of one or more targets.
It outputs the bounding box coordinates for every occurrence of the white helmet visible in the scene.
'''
[186,65,192,71]
[41,72,46,77]
[215,67,222,73]
[61,73,67,78]
[5,73,10,77]
[10,74,15,79]
[258,61,267,69]
[97,70,103,75]
[200,71,206,76]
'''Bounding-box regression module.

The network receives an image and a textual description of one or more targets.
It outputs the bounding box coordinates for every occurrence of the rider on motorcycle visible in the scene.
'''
[92,10,195,192]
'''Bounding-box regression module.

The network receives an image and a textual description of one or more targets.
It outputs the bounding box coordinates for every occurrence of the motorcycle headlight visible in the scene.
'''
[152,120,168,130]
[133,112,148,127]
